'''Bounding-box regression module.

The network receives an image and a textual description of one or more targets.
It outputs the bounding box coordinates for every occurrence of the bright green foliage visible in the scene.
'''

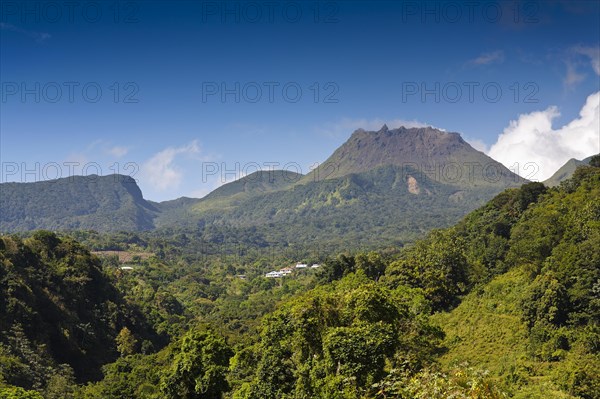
[447,183,545,286]
[0,232,161,388]
[371,365,508,398]
[323,323,396,386]
[75,352,167,399]
[160,330,233,399]
[0,386,44,399]
[434,165,600,398]
[354,252,386,280]
[521,274,570,329]
[237,273,443,398]
[384,229,469,310]
[318,251,387,283]
[116,327,138,357]
[553,353,600,399]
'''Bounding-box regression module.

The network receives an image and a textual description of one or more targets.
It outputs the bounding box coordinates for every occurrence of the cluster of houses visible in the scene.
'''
[265,262,321,278]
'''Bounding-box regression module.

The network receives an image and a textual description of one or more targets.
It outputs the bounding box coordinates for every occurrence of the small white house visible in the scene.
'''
[295,263,308,269]
[311,264,321,268]
[266,271,283,278]
[120,266,134,271]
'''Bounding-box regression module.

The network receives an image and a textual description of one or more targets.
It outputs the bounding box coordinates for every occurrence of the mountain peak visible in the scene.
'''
[304,126,525,187]
[543,154,598,187]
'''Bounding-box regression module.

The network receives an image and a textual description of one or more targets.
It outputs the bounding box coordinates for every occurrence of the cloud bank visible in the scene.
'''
[488,91,600,181]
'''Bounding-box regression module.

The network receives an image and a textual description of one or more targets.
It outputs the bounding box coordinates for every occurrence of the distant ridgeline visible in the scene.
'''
[543,154,596,187]
[0,174,158,232]
[1,127,529,248]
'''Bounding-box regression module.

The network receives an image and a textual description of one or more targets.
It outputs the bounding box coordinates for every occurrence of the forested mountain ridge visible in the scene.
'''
[160,127,528,248]
[1,128,528,241]
[175,164,513,249]
[0,175,158,232]
[203,169,304,200]
[429,159,600,398]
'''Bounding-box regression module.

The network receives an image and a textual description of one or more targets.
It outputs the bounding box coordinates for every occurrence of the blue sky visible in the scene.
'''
[1,0,599,201]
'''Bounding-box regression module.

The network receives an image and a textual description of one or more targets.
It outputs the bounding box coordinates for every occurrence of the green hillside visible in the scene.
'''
[0,232,163,392]
[543,155,596,187]
[172,164,513,251]
[431,161,600,398]
[0,175,158,232]
[203,170,303,200]
[227,159,600,398]
[153,170,304,224]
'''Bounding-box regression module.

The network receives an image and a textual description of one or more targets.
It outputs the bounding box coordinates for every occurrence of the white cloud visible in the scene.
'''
[141,141,200,191]
[488,91,600,181]
[315,117,431,138]
[0,22,51,43]
[468,50,505,66]
[562,45,600,88]
[572,45,600,75]
[107,146,129,158]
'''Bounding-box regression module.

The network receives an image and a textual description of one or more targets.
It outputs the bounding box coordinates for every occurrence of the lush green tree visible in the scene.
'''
[0,386,44,399]
[384,229,468,310]
[237,273,443,398]
[318,253,356,283]
[43,365,77,399]
[516,182,547,212]
[160,330,233,399]
[354,252,386,281]
[116,327,138,357]
[0,233,161,387]
[521,274,570,329]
